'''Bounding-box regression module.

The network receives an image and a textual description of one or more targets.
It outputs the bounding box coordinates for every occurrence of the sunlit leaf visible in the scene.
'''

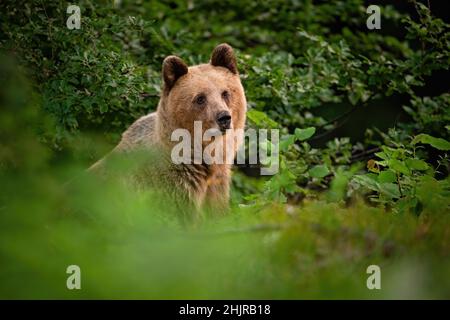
[412,134,450,151]
[294,127,316,141]
[308,165,330,178]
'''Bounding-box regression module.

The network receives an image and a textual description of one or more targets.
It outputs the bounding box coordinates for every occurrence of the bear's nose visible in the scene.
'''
[216,111,232,131]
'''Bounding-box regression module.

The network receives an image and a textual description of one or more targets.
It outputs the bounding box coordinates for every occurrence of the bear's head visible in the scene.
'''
[157,44,247,161]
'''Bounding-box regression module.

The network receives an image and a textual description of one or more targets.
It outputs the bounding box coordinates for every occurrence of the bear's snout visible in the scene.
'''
[216,111,232,132]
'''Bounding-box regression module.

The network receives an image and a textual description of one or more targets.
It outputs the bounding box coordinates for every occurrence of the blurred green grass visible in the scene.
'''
[1,160,449,299]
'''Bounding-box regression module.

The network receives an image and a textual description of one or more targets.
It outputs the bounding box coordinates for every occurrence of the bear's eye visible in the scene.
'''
[194,94,207,105]
[222,90,230,101]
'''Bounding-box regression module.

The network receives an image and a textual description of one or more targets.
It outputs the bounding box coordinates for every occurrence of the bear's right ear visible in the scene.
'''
[162,55,188,92]
[210,43,238,74]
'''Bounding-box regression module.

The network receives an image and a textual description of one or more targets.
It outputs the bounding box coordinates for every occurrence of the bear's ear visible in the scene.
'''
[210,43,238,74]
[162,55,188,92]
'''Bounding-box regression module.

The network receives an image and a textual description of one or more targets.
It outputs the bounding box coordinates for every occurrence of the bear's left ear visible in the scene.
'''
[210,43,238,74]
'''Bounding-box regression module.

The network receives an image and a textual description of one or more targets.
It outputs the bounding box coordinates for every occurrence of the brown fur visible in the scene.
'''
[90,44,247,218]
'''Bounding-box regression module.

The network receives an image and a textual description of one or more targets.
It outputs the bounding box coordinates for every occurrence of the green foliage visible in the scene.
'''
[352,133,449,213]
[412,133,450,151]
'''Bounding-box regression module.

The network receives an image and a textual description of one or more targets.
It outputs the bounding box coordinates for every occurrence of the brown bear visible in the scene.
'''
[90,44,247,219]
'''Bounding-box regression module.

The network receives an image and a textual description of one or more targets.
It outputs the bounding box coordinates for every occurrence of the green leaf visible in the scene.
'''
[388,159,411,175]
[99,103,108,113]
[294,127,316,141]
[375,152,389,160]
[308,165,330,178]
[378,170,396,183]
[279,135,295,152]
[353,174,379,192]
[379,182,401,199]
[406,158,429,171]
[412,134,450,151]
[247,109,278,129]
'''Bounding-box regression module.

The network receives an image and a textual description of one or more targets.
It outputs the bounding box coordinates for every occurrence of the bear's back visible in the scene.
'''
[116,112,158,152]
